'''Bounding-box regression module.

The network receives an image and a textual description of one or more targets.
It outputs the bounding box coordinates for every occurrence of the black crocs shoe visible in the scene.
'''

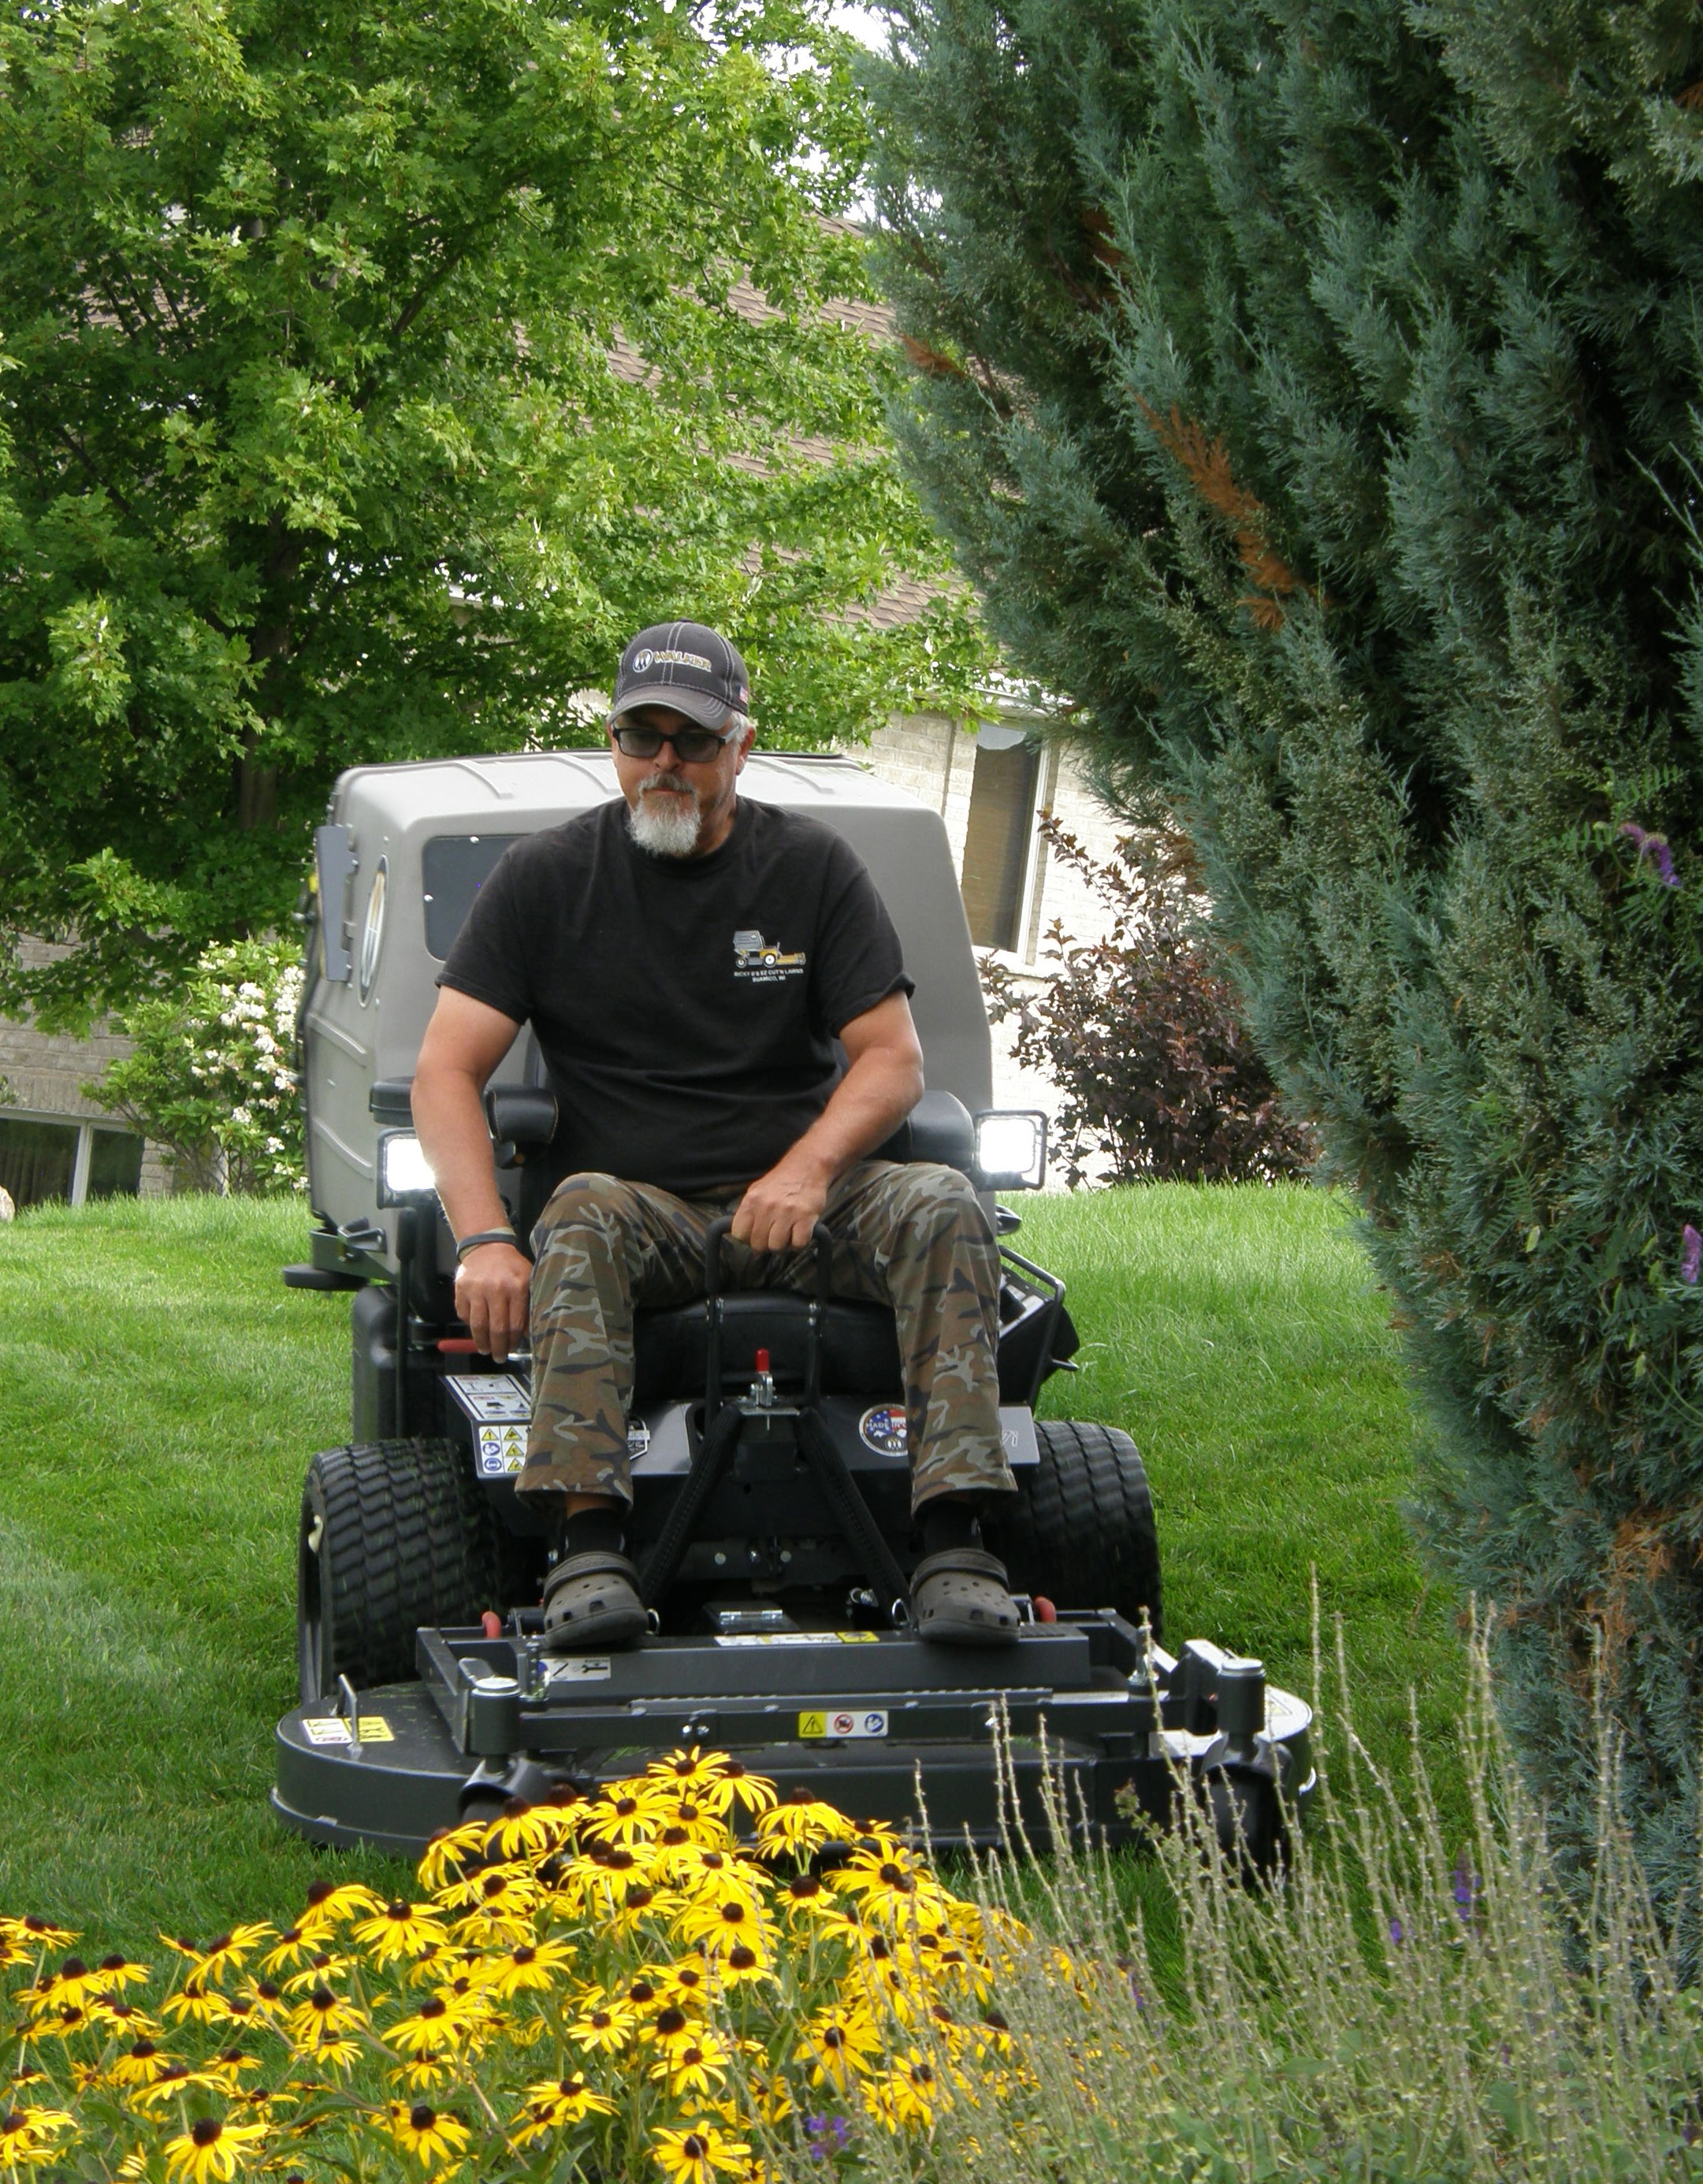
[910,1547,1021,1646]
[540,1549,646,1652]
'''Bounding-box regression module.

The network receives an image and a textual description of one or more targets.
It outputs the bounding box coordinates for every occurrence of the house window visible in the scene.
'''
[960,728,1040,952]
[0,1116,144,1212]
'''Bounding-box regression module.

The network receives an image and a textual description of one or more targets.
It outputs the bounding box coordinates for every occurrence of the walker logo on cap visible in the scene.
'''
[634,647,712,674]
[612,621,751,732]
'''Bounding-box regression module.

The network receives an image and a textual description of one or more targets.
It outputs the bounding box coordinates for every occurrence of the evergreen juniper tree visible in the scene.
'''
[868,0,1703,1915]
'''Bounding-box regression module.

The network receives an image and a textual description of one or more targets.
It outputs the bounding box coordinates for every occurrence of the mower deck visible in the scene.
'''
[273,1612,1314,1855]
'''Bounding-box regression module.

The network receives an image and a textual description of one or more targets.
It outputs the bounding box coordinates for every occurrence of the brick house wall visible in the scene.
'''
[0,942,170,1204]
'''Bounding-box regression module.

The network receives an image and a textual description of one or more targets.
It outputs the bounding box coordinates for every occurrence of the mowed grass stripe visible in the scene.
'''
[0,1196,411,1947]
[0,1185,1463,1949]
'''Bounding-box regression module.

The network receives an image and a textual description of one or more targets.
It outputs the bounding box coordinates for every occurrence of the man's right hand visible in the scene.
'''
[455,1241,534,1362]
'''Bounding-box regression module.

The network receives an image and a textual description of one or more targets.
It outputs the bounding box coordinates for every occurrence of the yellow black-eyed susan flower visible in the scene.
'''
[484,1797,578,1861]
[644,1746,724,1789]
[710,1944,775,1992]
[0,2102,75,2169]
[697,1762,778,1820]
[386,2100,470,2167]
[297,1881,382,1934]
[673,1890,777,1960]
[578,1794,656,1849]
[1,1916,77,1950]
[567,1995,638,2054]
[351,1900,444,1966]
[257,1928,318,1976]
[109,2037,176,2088]
[862,2048,947,2133]
[130,2061,210,2108]
[646,2027,731,2099]
[508,2071,614,2145]
[649,2122,751,2184]
[753,1792,846,1857]
[87,1996,159,2037]
[643,2004,699,2052]
[163,1978,235,2028]
[162,2112,269,2184]
[234,1979,288,2026]
[184,1928,276,1985]
[382,1994,481,2058]
[19,2001,91,2044]
[440,1867,540,1944]
[829,1849,947,1926]
[284,1984,366,2046]
[798,2004,881,2086]
[389,2051,455,2093]
[416,1819,492,1895]
[482,1937,575,1999]
[24,1955,110,2015]
[654,1959,712,2012]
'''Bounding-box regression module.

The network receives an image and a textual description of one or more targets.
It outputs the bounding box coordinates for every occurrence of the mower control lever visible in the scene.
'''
[701,1216,833,1421]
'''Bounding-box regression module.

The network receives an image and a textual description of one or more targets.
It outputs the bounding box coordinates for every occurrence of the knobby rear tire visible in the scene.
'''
[997,1418,1162,1641]
[297,1436,504,1704]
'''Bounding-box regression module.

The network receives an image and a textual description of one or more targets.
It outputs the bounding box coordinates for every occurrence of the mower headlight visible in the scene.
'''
[377,1130,437,1203]
[974,1109,1047,1191]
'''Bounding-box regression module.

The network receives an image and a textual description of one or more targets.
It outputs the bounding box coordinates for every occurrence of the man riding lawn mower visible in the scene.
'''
[422,623,1036,1657]
[275,621,1314,1859]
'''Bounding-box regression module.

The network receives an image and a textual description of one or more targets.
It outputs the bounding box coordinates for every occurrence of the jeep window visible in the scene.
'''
[422,836,522,960]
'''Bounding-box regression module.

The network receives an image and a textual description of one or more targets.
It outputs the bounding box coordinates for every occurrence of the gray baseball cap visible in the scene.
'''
[611,620,752,731]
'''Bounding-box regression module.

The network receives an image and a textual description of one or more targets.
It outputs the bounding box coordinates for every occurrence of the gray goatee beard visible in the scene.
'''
[627,782,704,858]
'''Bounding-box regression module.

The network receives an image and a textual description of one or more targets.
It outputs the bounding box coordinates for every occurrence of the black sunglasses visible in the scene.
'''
[611,720,737,764]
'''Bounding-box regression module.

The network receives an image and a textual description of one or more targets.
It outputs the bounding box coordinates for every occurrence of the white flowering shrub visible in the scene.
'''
[87,939,305,1194]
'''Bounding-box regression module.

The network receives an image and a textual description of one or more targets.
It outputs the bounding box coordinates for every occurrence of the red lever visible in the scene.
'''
[754,1348,771,1373]
[437,1338,480,1354]
[481,1610,503,1640]
[1032,1595,1058,1623]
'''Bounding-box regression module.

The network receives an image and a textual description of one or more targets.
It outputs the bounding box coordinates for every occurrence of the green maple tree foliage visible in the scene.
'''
[0,0,988,1026]
[868,0,1703,1916]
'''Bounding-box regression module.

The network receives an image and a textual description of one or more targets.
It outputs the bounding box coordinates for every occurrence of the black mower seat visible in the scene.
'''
[632,1293,902,1407]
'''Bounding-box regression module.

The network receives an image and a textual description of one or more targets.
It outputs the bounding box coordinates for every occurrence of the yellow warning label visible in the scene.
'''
[301,1714,395,1748]
[798,1708,888,1741]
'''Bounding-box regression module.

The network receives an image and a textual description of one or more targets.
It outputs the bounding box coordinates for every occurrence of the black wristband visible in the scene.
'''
[455,1227,519,1261]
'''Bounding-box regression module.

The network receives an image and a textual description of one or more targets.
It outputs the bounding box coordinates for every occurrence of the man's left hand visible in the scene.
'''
[732,1153,831,1254]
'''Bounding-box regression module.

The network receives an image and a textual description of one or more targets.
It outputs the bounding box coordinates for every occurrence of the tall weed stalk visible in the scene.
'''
[816,1615,1702,2182]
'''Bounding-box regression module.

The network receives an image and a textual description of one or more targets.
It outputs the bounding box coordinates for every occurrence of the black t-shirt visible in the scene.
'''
[437,796,913,1197]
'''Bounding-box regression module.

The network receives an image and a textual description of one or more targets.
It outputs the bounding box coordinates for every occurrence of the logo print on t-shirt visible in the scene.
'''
[733,928,806,982]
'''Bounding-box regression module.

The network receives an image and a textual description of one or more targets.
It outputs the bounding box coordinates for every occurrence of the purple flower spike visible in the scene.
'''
[1619,820,1679,886]
[1683,1225,1701,1286]
[1452,1858,1480,1922]
[1389,1916,1404,1944]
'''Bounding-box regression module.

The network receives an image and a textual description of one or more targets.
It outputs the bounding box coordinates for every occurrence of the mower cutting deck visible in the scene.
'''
[273,1614,1314,1858]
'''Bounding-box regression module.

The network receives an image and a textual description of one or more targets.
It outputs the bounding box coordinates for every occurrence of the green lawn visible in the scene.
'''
[0,1185,1462,1952]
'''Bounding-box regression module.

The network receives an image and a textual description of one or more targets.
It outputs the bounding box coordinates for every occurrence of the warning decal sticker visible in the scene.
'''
[301,1715,394,1746]
[798,1710,889,1740]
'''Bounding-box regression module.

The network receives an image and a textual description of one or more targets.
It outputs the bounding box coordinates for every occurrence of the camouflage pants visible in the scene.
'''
[523,1160,1014,1513]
